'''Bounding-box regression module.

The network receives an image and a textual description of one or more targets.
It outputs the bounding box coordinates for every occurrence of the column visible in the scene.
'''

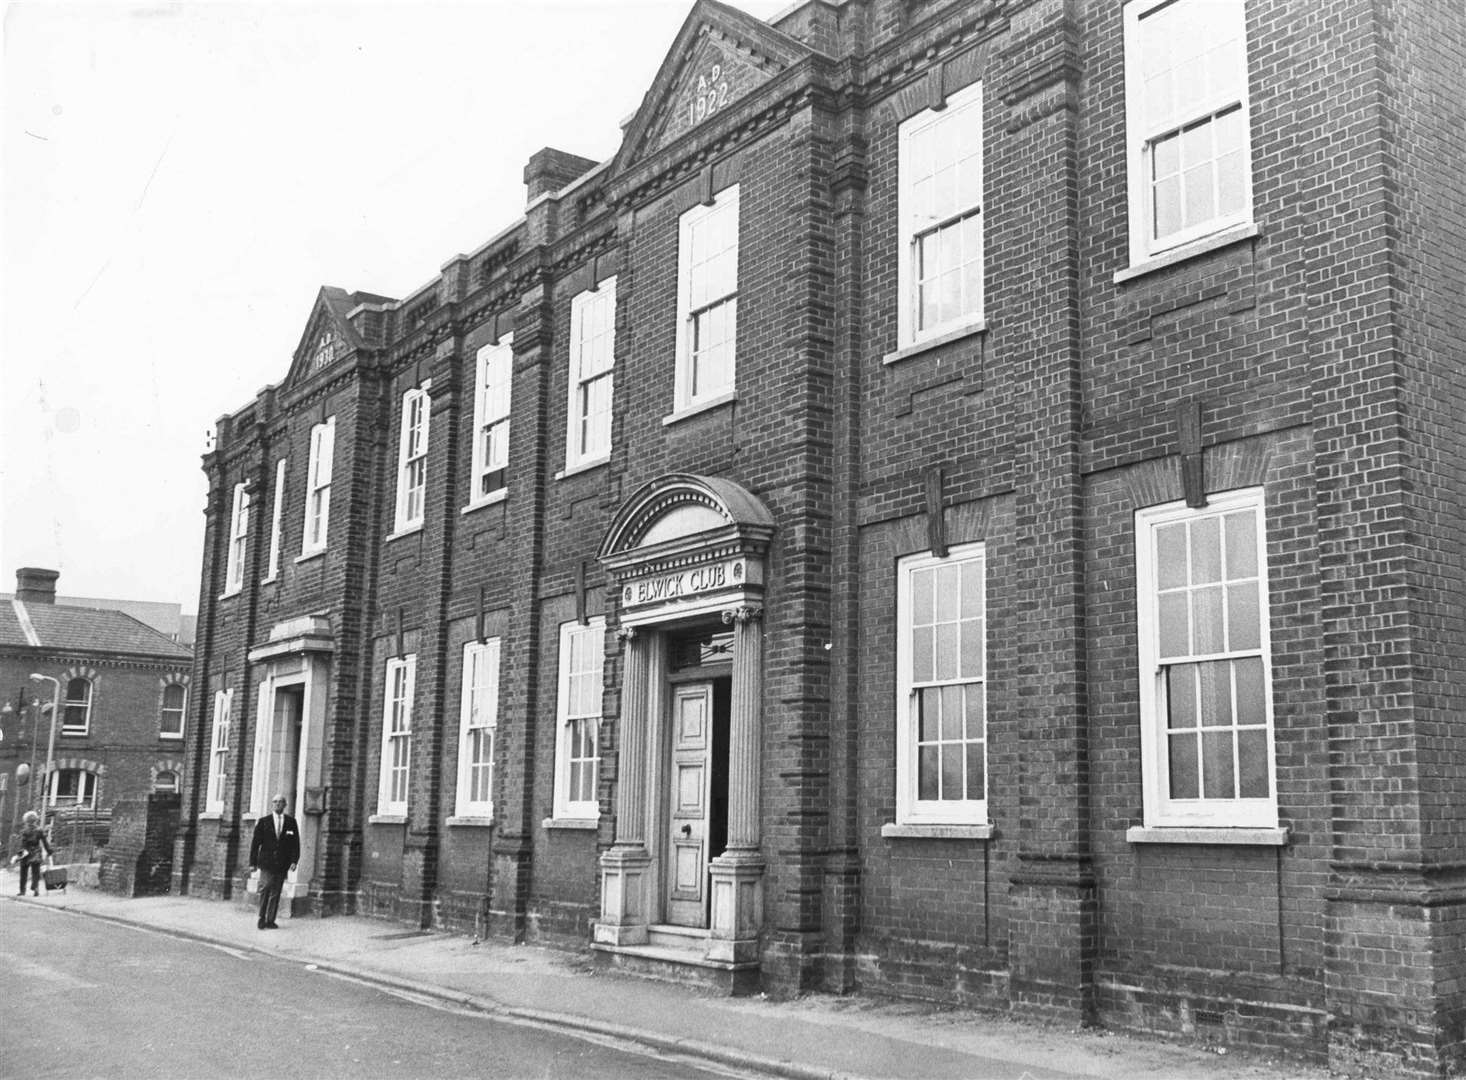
[594,627,652,946]
[612,629,649,845]
[707,605,765,963]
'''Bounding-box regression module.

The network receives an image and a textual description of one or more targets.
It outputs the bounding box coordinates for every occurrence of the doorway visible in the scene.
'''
[662,627,731,928]
[264,685,304,811]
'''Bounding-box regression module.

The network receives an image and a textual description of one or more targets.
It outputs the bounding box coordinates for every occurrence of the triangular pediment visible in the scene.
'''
[615,0,813,173]
[286,287,376,388]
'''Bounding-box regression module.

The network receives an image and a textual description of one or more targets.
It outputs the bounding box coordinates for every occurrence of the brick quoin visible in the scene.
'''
[176,1,1465,1074]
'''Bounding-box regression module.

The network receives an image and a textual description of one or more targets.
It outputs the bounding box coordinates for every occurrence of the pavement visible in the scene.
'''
[2,869,1330,1080]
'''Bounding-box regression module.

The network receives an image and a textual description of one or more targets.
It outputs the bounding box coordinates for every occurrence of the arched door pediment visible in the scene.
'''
[599,474,774,627]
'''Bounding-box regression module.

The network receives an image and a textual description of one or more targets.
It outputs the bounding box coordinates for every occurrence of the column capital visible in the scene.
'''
[615,625,638,642]
[721,605,763,626]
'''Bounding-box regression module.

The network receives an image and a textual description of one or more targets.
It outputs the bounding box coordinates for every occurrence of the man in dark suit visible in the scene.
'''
[249,793,300,929]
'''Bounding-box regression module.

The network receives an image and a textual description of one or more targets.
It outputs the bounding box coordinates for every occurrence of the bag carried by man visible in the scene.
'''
[42,861,68,891]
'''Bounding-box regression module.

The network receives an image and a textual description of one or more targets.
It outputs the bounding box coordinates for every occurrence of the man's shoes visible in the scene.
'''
[31,890,38,896]
[257,921,267,929]
[264,922,280,929]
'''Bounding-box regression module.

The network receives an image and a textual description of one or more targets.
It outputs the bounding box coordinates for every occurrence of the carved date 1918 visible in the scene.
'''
[687,64,730,126]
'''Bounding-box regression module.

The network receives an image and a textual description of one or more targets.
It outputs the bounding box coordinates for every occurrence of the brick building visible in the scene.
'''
[175,0,1465,1073]
[1,568,194,833]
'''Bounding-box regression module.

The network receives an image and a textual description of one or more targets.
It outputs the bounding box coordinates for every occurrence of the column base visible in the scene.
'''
[595,845,652,947]
[707,850,764,964]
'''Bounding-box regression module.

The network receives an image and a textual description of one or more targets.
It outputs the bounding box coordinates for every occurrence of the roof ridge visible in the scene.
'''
[7,602,193,659]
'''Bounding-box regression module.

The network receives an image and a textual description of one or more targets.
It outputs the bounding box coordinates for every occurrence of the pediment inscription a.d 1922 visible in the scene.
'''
[648,29,778,155]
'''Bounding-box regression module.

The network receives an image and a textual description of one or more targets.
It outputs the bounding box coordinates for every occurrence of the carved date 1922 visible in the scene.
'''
[687,63,730,126]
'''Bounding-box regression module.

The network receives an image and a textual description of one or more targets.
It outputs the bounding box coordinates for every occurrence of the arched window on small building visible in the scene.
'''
[50,767,99,808]
[160,684,187,739]
[62,678,93,735]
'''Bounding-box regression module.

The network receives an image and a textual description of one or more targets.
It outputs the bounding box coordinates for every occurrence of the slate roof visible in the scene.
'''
[0,600,193,661]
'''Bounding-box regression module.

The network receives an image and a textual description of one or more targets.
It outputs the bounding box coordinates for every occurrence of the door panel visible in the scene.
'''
[666,683,713,926]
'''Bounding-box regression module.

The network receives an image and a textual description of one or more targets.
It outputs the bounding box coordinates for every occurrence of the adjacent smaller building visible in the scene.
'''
[0,568,194,839]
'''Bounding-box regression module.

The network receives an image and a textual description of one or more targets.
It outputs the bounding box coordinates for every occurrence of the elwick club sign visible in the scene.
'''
[622,558,748,611]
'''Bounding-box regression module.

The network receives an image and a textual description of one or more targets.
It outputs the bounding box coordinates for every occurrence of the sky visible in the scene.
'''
[1,0,788,614]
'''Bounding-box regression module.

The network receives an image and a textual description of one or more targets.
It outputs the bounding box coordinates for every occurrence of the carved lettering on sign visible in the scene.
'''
[625,560,740,609]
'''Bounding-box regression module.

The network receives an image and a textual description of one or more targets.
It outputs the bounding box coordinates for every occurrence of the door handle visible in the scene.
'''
[680,823,692,837]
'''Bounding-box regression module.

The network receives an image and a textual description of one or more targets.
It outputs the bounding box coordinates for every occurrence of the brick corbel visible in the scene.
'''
[925,465,947,558]
[1174,399,1207,508]
[511,282,554,359]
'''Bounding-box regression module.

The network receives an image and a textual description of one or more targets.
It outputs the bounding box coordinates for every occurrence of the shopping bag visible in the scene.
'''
[42,864,67,891]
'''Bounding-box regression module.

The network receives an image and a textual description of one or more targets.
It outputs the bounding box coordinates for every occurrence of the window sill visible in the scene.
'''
[1114,223,1260,284]
[385,523,424,543]
[295,548,326,565]
[662,391,737,427]
[1126,825,1289,846]
[882,822,995,840]
[369,813,407,825]
[159,733,184,741]
[542,817,598,831]
[199,810,223,821]
[260,574,279,586]
[556,455,610,481]
[882,319,987,367]
[218,587,243,601]
[461,490,508,516]
[447,815,494,827]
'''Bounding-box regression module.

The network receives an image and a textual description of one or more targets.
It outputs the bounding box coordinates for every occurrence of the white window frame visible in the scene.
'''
[455,638,501,818]
[1135,487,1276,829]
[264,458,286,581]
[1124,0,1253,263]
[301,417,335,555]
[61,676,93,736]
[49,768,98,809]
[897,80,985,348]
[205,688,232,814]
[565,278,617,471]
[552,618,605,822]
[377,654,416,815]
[674,185,739,412]
[467,335,513,508]
[160,682,187,740]
[223,482,250,595]
[393,382,432,532]
[894,543,988,826]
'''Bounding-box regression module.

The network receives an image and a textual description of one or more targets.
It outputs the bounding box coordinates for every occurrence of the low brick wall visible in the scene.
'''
[99,793,179,897]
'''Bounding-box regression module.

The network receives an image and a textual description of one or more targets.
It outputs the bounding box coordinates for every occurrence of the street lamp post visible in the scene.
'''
[8,695,41,830]
[25,699,42,817]
[0,700,9,834]
[30,674,61,813]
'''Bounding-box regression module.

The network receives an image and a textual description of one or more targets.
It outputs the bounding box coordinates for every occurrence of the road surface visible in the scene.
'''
[1,900,747,1079]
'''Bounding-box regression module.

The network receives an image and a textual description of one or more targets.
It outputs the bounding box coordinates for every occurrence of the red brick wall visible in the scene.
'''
[0,653,190,826]
[175,0,1464,1071]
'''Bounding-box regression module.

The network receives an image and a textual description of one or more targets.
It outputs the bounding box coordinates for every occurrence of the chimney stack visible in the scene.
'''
[523,147,598,204]
[15,567,59,604]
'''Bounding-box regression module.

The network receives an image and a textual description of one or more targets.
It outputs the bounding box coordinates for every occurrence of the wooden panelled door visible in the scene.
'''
[667,682,714,927]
